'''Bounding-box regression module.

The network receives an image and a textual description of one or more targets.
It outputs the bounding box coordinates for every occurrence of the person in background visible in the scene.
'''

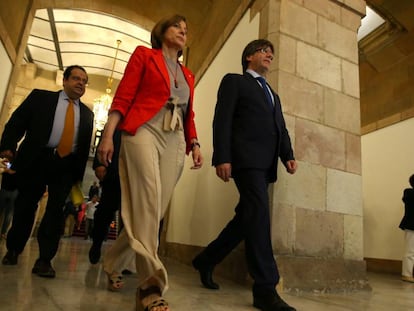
[399,174,414,283]
[0,158,17,239]
[32,188,49,238]
[192,39,297,311]
[84,195,99,240]
[97,14,203,311]
[77,200,86,230]
[0,65,94,278]
[63,199,78,238]
[88,181,100,200]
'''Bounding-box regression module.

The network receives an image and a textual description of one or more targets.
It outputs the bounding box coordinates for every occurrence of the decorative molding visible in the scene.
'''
[359,21,406,58]
[359,3,407,58]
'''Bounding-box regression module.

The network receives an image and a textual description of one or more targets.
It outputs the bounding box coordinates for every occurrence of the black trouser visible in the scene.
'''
[7,149,76,261]
[200,169,279,295]
[91,175,121,245]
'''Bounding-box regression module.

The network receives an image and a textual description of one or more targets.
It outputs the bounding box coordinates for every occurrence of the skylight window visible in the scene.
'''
[358,6,385,41]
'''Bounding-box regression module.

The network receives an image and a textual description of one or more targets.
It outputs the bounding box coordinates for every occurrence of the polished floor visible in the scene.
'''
[0,237,413,311]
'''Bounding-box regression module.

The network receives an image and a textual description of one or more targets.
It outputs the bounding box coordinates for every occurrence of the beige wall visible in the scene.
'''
[166,11,259,246]
[0,40,12,112]
[362,118,414,260]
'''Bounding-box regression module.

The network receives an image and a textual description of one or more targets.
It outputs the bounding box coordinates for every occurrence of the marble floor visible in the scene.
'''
[0,237,413,311]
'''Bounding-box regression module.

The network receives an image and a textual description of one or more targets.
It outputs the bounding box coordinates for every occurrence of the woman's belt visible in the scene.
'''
[163,96,186,131]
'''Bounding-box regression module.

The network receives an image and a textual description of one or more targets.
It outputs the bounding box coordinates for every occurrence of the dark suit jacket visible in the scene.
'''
[0,89,94,181]
[212,72,294,183]
[400,188,414,230]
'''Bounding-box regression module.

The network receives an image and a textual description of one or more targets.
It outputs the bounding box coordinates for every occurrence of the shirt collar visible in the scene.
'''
[246,69,263,79]
[60,90,79,105]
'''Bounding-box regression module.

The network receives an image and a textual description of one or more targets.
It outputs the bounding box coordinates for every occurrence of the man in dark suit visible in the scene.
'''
[88,129,121,264]
[192,39,297,311]
[0,65,94,278]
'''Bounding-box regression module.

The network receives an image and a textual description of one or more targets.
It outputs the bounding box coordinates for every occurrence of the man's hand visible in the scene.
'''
[216,163,232,182]
[94,166,107,181]
[286,160,297,174]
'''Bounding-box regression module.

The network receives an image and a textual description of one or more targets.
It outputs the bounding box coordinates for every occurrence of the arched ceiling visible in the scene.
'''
[26,0,248,83]
[26,8,152,81]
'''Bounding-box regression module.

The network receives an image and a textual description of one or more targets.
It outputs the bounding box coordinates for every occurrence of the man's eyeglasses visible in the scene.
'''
[70,75,88,85]
[255,48,274,60]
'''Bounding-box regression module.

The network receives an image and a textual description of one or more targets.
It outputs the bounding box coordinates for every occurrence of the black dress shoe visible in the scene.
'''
[2,251,18,265]
[32,259,56,278]
[253,291,296,311]
[88,242,101,264]
[192,255,220,290]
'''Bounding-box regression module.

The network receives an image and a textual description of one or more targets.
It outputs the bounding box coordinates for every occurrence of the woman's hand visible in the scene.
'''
[191,146,203,169]
[97,136,114,167]
[97,111,121,167]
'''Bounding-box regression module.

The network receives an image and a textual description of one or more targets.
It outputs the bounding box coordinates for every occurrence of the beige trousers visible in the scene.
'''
[402,229,414,277]
[103,109,186,294]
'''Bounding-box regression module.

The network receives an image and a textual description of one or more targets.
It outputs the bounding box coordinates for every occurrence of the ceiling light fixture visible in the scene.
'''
[93,39,121,131]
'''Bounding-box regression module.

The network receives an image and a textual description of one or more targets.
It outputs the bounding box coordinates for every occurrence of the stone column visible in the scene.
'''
[256,0,369,291]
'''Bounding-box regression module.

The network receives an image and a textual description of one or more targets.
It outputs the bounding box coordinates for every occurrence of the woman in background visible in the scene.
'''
[400,174,414,283]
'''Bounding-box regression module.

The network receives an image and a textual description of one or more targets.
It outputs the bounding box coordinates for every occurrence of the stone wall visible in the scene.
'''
[265,0,368,291]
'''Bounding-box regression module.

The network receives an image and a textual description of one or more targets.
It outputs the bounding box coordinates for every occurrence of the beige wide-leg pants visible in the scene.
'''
[402,229,414,277]
[103,108,186,294]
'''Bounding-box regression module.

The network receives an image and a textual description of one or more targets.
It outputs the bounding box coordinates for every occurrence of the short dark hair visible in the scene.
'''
[241,39,274,72]
[151,14,187,57]
[409,174,414,188]
[63,65,87,80]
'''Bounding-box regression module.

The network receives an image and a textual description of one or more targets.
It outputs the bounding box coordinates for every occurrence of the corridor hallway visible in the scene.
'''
[0,237,413,311]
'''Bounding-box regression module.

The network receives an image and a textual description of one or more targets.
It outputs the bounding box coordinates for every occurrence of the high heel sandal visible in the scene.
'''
[107,272,124,292]
[136,286,169,311]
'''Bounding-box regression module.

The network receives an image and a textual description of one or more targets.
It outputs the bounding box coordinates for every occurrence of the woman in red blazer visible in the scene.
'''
[98,14,203,311]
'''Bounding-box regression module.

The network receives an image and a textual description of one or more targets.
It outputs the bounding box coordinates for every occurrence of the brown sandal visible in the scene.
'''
[144,298,168,311]
[137,286,169,311]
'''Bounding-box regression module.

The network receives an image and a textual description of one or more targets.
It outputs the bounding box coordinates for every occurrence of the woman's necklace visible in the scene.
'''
[164,57,179,88]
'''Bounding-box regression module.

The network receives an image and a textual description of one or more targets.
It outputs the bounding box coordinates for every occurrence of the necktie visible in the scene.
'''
[256,76,274,110]
[57,99,75,157]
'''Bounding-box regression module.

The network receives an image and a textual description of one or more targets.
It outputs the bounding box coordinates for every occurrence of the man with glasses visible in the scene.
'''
[0,65,94,278]
[192,39,297,311]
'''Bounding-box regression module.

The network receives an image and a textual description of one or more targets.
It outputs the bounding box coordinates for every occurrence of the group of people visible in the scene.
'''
[0,13,298,311]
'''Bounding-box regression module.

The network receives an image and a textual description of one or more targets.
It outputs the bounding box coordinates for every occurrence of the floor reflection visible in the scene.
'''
[0,237,413,310]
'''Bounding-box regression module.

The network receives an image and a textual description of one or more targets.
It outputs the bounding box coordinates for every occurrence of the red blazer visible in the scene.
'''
[110,46,198,154]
